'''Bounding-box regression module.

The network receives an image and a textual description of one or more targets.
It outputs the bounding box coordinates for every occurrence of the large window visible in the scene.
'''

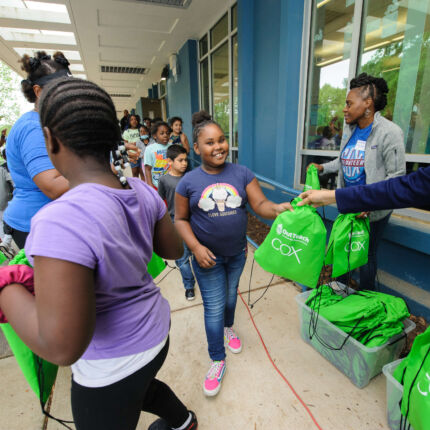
[198,4,238,163]
[300,0,430,194]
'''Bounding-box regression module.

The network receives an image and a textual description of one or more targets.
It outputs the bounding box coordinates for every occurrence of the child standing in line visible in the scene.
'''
[158,145,196,301]
[122,114,142,179]
[175,111,292,397]
[144,121,172,189]
[0,149,13,248]
[168,117,190,154]
[0,79,197,430]
[137,124,151,180]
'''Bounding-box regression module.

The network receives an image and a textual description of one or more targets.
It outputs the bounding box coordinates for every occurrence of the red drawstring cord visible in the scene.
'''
[238,290,324,430]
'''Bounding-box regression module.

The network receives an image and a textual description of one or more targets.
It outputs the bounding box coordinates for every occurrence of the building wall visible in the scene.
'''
[238,0,304,187]
[135,98,143,121]
[238,0,430,319]
[165,39,200,166]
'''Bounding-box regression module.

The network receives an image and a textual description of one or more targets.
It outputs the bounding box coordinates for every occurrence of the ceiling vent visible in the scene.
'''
[101,65,147,74]
[118,0,191,8]
[110,93,131,98]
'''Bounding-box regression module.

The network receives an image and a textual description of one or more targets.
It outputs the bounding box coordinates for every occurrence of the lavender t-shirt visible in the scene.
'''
[25,178,170,360]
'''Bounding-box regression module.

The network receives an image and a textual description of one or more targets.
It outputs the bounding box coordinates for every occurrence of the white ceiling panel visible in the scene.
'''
[98,9,176,32]
[98,32,165,50]
[99,48,153,64]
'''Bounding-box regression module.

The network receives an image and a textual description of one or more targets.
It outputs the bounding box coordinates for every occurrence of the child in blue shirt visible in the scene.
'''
[144,122,172,188]
[175,111,292,397]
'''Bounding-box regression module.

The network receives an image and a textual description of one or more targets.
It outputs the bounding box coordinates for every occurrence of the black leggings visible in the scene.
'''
[3,221,28,249]
[71,338,189,430]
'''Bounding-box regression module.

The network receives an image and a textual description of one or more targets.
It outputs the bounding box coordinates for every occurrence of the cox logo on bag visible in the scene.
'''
[271,238,302,264]
[344,240,366,252]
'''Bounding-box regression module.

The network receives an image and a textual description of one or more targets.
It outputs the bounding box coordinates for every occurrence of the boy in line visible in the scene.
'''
[158,145,196,300]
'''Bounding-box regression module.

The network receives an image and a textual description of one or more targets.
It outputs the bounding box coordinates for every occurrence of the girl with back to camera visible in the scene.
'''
[175,111,292,397]
[0,78,197,430]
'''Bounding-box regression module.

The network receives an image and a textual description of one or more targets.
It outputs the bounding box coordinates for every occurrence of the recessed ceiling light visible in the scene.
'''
[40,30,74,37]
[1,29,76,44]
[0,27,40,34]
[1,1,70,23]
[69,63,84,71]
[24,1,67,13]
[0,0,25,7]
[13,47,81,60]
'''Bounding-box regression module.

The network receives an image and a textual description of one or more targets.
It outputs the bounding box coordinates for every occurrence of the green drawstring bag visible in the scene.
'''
[0,251,7,265]
[326,213,370,278]
[0,250,58,405]
[394,327,430,430]
[147,252,166,279]
[0,250,164,407]
[254,198,326,288]
[303,164,321,191]
[307,285,409,347]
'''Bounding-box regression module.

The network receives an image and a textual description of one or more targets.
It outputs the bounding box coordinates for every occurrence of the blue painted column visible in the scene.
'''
[275,0,305,186]
[237,0,255,170]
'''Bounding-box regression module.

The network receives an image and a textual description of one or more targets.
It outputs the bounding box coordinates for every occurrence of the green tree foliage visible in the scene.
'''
[361,33,430,154]
[213,98,230,140]
[317,83,347,127]
[0,60,22,132]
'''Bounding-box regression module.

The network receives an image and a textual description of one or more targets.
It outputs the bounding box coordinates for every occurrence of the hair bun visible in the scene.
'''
[372,76,389,95]
[192,110,212,128]
[28,57,41,72]
[53,52,70,67]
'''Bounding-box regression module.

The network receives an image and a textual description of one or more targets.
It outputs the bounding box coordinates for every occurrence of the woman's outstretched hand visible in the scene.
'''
[297,189,336,208]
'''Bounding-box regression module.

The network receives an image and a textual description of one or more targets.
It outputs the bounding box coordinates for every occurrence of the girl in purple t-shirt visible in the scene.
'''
[0,79,197,430]
[175,111,292,397]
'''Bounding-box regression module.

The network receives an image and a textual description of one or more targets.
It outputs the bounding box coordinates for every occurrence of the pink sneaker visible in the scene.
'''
[203,360,226,397]
[224,327,242,353]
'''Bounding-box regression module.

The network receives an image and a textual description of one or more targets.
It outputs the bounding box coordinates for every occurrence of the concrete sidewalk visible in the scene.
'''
[0,246,390,430]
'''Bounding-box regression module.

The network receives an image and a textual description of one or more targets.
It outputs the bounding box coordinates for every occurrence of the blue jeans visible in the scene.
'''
[338,213,390,290]
[192,250,247,361]
[359,214,390,290]
[175,243,195,290]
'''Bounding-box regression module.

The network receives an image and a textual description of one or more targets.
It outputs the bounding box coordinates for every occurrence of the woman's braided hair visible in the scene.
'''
[38,78,121,159]
[349,73,389,112]
[20,51,70,103]
[192,110,221,143]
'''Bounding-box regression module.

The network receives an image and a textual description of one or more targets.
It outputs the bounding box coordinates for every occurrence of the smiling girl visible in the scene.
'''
[175,111,292,397]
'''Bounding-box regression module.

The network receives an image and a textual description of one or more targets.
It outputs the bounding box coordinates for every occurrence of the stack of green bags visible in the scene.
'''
[306,285,410,347]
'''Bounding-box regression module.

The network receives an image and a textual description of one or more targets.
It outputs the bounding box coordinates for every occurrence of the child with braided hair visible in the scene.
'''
[0,78,197,430]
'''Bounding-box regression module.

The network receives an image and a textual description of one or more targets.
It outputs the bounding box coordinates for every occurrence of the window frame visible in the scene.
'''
[197,2,238,163]
[295,0,430,222]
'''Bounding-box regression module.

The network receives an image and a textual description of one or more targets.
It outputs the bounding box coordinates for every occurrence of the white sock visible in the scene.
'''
[172,412,192,430]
